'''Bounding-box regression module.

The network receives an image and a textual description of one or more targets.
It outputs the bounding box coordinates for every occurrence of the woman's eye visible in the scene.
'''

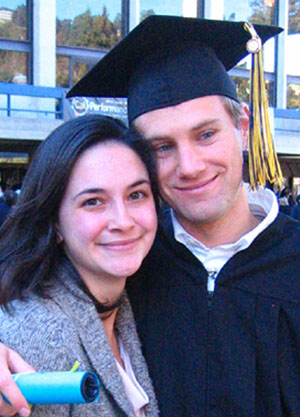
[129,191,146,201]
[83,198,102,207]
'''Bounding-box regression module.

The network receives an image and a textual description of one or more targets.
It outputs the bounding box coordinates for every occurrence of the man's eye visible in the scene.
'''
[200,131,214,140]
[155,144,173,153]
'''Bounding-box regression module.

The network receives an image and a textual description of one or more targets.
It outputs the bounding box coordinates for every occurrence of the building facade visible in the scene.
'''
[0,0,299,192]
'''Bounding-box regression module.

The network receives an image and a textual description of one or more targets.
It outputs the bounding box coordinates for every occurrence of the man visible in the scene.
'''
[1,16,300,417]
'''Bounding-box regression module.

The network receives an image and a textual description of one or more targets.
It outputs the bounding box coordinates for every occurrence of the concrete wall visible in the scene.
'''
[0,117,63,141]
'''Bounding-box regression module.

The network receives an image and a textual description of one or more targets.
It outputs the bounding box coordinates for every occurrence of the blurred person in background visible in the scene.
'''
[0,190,17,228]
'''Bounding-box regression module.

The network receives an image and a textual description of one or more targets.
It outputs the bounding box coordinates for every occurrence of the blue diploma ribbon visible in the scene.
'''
[4,371,100,404]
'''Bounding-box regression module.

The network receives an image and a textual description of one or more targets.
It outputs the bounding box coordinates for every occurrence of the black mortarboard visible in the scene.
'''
[67,15,282,124]
[67,15,284,190]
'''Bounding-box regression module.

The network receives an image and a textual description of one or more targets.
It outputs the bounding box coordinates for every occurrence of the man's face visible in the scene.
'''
[134,95,249,234]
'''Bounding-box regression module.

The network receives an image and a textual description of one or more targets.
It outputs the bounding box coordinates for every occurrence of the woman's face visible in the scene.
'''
[56,141,157,287]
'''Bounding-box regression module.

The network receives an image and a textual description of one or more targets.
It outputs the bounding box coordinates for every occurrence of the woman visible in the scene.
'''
[0,115,160,417]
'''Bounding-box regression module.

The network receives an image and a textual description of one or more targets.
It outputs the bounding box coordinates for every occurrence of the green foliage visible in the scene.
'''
[55,7,121,87]
[249,0,275,25]
[0,50,27,83]
[249,0,300,33]
[0,5,27,40]
[233,77,250,103]
[12,4,27,29]
[56,7,120,49]
[56,56,70,88]
[289,0,300,34]
[140,9,155,21]
[287,84,300,108]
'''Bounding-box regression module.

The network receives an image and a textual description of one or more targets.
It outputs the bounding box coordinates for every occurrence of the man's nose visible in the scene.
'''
[176,144,205,178]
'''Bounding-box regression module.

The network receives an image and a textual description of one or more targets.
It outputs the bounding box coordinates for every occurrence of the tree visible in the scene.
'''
[12,5,27,31]
[249,0,300,33]
[0,50,27,83]
[249,0,275,25]
[287,84,300,108]
[232,77,250,103]
[56,18,72,45]
[289,0,300,33]
[0,5,27,40]
[56,7,120,49]
[140,9,155,21]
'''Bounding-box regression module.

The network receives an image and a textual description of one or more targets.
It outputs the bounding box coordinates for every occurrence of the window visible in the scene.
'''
[223,0,277,106]
[287,0,300,109]
[56,0,122,87]
[56,56,90,88]
[0,50,27,83]
[139,0,198,20]
[0,0,28,41]
[0,0,30,83]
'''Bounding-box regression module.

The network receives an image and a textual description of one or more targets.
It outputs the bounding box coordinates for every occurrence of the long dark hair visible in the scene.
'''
[0,115,159,308]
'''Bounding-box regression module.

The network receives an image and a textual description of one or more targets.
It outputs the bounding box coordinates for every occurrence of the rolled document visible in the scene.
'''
[8,371,100,404]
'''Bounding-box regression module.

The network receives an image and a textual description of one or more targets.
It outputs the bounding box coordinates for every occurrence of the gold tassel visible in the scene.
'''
[244,22,283,190]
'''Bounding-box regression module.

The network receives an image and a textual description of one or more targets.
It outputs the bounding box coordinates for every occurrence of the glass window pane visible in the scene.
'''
[0,1,28,41]
[287,84,300,109]
[140,0,197,20]
[56,55,70,87]
[56,57,90,88]
[223,0,276,24]
[72,62,89,85]
[223,0,277,72]
[232,76,275,106]
[56,1,122,49]
[232,76,251,103]
[0,50,28,83]
[287,0,300,106]
[288,0,300,35]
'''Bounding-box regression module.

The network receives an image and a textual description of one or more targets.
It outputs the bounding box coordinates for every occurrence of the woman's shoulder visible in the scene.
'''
[0,293,66,331]
[0,294,81,371]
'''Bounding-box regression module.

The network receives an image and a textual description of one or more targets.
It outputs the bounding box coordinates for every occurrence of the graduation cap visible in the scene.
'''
[67,15,283,189]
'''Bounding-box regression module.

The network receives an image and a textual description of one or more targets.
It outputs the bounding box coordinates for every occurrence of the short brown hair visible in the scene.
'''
[220,96,244,128]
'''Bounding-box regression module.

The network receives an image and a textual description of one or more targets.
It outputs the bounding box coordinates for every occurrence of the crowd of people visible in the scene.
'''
[278,186,300,219]
[0,14,299,417]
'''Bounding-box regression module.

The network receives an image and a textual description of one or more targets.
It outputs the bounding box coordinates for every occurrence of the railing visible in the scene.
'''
[274,108,300,135]
[0,82,64,119]
[274,108,300,119]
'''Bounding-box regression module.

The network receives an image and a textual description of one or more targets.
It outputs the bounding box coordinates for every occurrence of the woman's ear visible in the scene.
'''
[55,223,63,244]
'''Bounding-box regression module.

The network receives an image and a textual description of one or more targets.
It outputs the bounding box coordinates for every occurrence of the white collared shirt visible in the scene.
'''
[171,184,279,288]
[115,337,149,417]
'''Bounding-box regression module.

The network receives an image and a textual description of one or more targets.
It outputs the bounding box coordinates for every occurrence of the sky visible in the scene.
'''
[0,0,26,9]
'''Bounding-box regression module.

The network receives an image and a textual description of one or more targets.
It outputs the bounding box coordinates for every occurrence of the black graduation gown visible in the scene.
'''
[127,209,300,417]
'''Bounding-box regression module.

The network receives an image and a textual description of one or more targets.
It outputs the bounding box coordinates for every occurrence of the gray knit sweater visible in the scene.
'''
[0,260,159,417]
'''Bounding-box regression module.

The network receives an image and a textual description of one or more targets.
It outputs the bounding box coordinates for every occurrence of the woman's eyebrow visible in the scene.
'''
[72,179,151,200]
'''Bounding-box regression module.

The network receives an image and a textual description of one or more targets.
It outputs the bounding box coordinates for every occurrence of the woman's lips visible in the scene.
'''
[99,238,140,251]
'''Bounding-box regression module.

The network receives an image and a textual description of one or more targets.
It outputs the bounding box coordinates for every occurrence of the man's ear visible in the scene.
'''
[239,102,250,150]
[55,223,63,244]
